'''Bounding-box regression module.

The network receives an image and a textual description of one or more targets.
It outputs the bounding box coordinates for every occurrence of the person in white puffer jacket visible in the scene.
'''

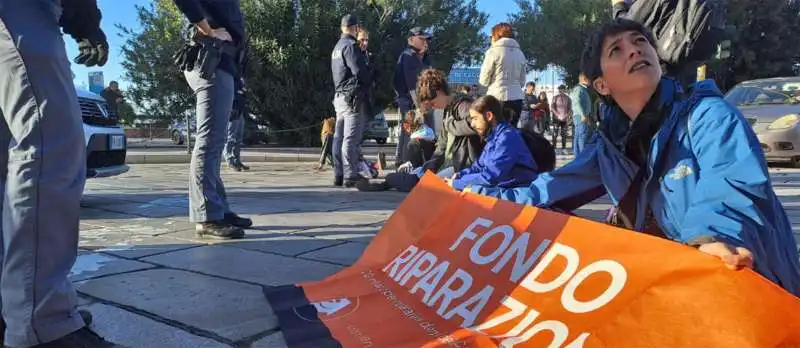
[479,23,528,127]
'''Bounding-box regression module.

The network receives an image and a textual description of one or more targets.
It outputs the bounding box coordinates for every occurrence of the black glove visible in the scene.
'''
[59,0,108,67]
[74,30,109,67]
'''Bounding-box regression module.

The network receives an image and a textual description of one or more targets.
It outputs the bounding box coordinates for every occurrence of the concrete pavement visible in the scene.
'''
[75,162,800,347]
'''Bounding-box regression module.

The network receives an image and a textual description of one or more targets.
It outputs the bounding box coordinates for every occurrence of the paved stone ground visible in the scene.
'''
[75,162,800,347]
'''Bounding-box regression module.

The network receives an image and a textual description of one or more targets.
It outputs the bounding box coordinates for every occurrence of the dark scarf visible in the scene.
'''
[604,79,683,235]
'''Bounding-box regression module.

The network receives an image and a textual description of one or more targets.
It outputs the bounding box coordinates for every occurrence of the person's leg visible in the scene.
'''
[559,121,567,149]
[394,103,412,168]
[0,4,93,346]
[332,97,346,185]
[185,69,235,224]
[233,118,248,170]
[342,100,366,182]
[223,118,238,166]
[436,167,455,179]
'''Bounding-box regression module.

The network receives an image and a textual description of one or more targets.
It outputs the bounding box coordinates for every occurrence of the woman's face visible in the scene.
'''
[594,30,662,99]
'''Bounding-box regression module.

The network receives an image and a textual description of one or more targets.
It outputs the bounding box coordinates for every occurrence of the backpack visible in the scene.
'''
[519,129,556,173]
[619,0,726,73]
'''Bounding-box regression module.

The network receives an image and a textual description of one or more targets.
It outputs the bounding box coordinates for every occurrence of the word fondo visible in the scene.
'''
[381,217,629,347]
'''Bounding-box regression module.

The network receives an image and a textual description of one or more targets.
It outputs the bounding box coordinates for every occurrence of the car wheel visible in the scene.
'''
[171,130,184,145]
[376,138,387,145]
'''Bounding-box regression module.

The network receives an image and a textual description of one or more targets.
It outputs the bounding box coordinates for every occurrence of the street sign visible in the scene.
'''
[88,71,104,94]
[448,68,480,85]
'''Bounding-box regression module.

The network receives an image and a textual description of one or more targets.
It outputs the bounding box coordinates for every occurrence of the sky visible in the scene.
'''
[67,0,562,92]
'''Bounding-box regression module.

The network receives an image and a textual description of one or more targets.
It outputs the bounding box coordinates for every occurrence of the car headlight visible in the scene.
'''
[768,114,800,130]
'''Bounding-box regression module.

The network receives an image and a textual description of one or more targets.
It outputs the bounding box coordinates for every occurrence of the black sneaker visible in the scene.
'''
[32,327,125,347]
[344,176,369,189]
[227,163,243,172]
[333,176,343,187]
[224,213,253,228]
[239,163,250,171]
[80,309,92,326]
[195,222,244,239]
[356,180,390,192]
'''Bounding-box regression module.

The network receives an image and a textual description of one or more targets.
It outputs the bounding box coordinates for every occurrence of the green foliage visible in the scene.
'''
[118,0,487,145]
[510,0,609,85]
[116,101,137,127]
[118,0,193,122]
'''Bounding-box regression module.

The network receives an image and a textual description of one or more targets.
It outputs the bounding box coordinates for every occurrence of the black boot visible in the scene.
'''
[195,222,244,239]
[32,327,126,347]
[224,213,253,228]
[227,162,243,172]
[238,162,250,171]
[344,175,369,189]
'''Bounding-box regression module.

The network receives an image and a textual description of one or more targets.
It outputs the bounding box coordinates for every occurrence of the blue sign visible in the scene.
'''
[448,68,480,85]
[88,71,104,94]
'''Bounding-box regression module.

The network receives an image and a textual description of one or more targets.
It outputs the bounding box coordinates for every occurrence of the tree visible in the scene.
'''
[118,0,194,123]
[510,0,609,85]
[118,0,488,145]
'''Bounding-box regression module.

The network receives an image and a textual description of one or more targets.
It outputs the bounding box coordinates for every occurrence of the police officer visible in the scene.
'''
[331,14,372,188]
[393,27,432,169]
[0,0,122,346]
[173,0,253,238]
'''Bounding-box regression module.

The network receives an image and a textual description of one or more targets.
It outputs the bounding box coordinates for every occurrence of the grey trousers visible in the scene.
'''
[185,69,234,222]
[223,116,244,164]
[0,1,87,346]
[332,94,365,180]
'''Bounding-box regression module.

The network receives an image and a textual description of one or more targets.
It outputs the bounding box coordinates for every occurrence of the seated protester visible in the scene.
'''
[444,95,538,191]
[358,69,483,192]
[397,110,437,171]
[467,18,800,296]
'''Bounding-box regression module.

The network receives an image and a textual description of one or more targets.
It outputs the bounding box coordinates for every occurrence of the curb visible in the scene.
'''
[126,153,576,165]
[126,153,397,164]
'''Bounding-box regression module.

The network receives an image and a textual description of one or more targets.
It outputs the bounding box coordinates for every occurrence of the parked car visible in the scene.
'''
[170,113,268,146]
[76,87,129,179]
[363,111,389,144]
[725,77,800,166]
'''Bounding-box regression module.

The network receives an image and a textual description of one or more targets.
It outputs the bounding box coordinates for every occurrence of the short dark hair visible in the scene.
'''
[525,81,536,88]
[558,84,566,90]
[109,81,118,85]
[417,68,450,103]
[470,95,503,121]
[580,18,657,83]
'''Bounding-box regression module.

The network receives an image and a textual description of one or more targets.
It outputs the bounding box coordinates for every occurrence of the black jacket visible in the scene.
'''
[331,34,371,95]
[427,94,483,173]
[173,0,246,76]
[393,46,431,105]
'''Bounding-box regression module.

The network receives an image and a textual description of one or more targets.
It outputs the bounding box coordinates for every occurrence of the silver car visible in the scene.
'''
[725,77,800,166]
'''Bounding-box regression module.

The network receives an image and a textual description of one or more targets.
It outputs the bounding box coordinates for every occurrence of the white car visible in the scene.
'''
[75,88,129,178]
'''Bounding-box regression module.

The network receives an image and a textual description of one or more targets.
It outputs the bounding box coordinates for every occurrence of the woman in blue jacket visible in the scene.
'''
[445,95,538,191]
[468,19,800,296]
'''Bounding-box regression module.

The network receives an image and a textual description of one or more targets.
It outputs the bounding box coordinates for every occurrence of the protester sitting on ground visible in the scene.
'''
[357,69,483,192]
[443,95,538,191]
[466,18,800,296]
[316,117,336,170]
[396,110,437,172]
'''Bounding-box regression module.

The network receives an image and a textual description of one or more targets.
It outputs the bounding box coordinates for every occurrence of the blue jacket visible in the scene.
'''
[473,78,800,296]
[570,83,593,130]
[452,122,537,191]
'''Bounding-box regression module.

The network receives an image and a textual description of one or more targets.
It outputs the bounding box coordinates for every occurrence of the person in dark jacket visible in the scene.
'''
[393,27,432,168]
[331,14,372,188]
[469,19,800,297]
[100,81,124,116]
[444,95,537,191]
[518,82,537,131]
[173,0,253,239]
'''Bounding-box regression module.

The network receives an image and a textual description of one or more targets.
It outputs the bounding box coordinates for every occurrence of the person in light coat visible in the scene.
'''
[479,23,527,127]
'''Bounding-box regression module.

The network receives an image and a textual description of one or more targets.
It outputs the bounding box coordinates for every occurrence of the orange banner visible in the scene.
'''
[266,173,800,348]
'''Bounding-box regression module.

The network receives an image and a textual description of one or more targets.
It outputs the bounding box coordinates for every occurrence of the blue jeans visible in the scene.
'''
[224,116,244,164]
[333,94,366,180]
[185,69,234,222]
[573,124,594,155]
[0,1,88,345]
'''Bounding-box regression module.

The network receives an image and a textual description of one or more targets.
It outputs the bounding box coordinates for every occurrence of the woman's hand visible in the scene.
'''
[698,242,754,270]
